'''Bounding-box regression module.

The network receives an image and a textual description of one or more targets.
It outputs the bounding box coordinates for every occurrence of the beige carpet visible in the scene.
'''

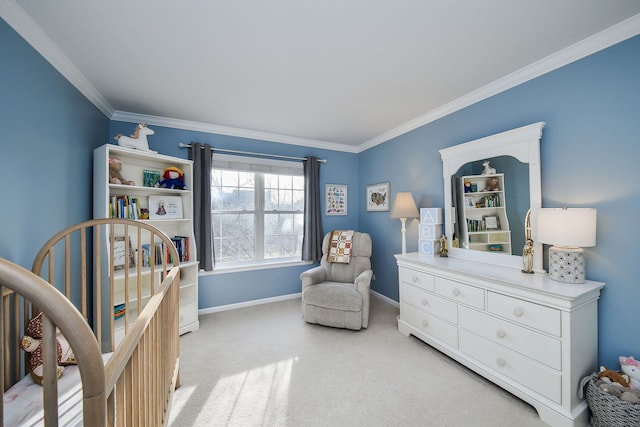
[168,296,547,427]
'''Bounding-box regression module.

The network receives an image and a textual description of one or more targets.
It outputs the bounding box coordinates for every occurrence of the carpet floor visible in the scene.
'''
[168,296,547,426]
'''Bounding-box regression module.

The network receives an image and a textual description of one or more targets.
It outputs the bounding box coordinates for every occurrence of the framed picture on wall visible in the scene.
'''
[366,182,390,211]
[325,184,347,216]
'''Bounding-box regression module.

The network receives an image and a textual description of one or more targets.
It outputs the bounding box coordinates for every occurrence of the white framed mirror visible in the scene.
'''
[439,122,545,271]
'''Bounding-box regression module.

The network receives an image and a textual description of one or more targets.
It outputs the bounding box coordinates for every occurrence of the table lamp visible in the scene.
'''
[535,208,597,284]
[390,192,419,254]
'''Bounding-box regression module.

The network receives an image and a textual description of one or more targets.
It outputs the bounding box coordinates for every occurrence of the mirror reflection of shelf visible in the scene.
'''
[459,173,511,254]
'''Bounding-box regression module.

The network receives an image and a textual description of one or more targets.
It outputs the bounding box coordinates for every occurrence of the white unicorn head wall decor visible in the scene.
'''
[114,123,157,153]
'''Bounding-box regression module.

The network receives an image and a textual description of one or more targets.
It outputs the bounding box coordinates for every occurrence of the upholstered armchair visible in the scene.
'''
[300,231,373,330]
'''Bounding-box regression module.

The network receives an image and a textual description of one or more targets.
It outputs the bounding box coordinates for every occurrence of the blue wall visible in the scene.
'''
[3,14,638,367]
[109,121,359,307]
[0,18,108,268]
[359,35,640,368]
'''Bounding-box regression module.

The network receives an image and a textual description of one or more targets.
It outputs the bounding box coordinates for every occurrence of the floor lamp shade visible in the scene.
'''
[535,208,597,284]
[390,192,419,254]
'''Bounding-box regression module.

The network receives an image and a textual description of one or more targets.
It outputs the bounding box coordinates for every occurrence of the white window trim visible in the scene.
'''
[211,153,305,267]
[206,259,313,275]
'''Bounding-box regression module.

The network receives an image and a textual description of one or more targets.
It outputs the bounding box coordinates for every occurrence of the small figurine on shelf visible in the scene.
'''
[108,158,135,185]
[114,123,157,153]
[159,166,186,190]
[481,160,497,175]
[439,234,449,257]
[483,177,500,191]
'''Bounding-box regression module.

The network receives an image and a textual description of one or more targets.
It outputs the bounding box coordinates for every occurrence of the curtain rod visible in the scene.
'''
[178,142,326,163]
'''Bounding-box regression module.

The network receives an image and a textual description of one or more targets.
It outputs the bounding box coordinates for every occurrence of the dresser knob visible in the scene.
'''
[422,319,429,327]
[496,329,506,339]
[421,298,428,306]
[452,288,461,296]
[513,307,524,317]
[496,358,506,367]
[412,276,419,283]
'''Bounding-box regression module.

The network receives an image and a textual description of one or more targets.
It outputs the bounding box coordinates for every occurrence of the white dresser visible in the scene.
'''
[396,253,604,427]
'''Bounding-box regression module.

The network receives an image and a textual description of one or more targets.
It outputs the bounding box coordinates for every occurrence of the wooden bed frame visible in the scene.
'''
[1,218,181,426]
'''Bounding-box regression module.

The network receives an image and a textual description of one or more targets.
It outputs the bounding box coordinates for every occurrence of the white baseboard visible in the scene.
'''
[198,292,302,315]
[199,289,399,315]
[371,290,399,307]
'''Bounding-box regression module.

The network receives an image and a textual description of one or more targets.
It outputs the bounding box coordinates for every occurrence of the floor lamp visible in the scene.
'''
[390,192,419,254]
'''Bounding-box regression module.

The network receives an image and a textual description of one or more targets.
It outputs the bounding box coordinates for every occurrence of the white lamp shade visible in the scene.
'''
[535,208,597,248]
[390,192,419,219]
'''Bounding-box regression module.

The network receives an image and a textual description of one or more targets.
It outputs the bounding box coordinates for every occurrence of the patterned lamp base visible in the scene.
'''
[548,246,586,284]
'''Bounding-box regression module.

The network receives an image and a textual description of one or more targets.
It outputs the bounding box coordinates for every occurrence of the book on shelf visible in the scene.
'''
[110,195,143,220]
[171,236,190,262]
[139,237,190,267]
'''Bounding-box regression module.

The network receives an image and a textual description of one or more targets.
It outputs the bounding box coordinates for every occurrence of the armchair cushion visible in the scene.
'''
[303,282,362,312]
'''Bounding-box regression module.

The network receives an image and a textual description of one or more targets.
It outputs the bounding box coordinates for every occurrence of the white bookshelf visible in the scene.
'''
[94,144,199,336]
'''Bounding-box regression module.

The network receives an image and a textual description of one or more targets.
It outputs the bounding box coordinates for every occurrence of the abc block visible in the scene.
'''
[420,208,443,224]
[419,239,439,256]
[419,223,442,240]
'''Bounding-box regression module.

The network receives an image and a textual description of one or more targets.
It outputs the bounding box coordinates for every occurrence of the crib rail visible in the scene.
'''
[2,218,180,426]
[0,259,106,425]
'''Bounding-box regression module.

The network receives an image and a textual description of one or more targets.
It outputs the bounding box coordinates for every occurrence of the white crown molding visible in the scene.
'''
[0,0,114,118]
[357,12,640,153]
[111,111,359,153]
[3,0,638,153]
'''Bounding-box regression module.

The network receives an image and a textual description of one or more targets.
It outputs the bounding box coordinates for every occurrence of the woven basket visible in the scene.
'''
[583,373,640,427]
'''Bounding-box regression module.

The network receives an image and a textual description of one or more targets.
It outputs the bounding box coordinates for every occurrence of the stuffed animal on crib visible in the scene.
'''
[109,158,135,185]
[620,356,640,390]
[159,166,186,189]
[20,312,76,385]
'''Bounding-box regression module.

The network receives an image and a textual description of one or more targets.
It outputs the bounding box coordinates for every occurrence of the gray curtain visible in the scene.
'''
[302,156,323,261]
[190,142,214,271]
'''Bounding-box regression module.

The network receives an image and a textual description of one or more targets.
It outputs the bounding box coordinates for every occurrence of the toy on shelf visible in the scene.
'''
[108,158,135,185]
[481,160,496,175]
[483,177,500,191]
[159,166,186,190]
[114,123,157,153]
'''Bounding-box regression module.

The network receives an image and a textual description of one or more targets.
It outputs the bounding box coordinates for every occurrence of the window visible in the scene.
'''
[211,154,304,265]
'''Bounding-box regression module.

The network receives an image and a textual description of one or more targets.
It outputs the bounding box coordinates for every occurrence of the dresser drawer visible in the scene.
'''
[488,292,561,337]
[435,277,484,310]
[401,283,458,324]
[399,267,435,292]
[460,330,561,404]
[459,306,561,370]
[401,303,458,349]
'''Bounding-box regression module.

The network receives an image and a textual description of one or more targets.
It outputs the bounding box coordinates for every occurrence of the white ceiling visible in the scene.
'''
[3,1,640,152]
